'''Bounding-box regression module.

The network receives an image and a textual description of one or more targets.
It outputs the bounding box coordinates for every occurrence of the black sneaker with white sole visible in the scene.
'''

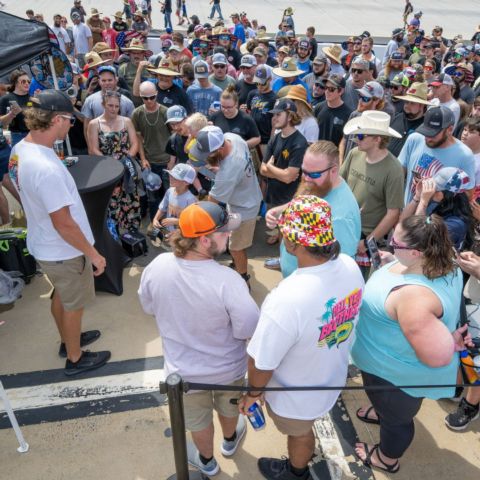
[58,330,101,357]
[64,350,111,376]
[445,397,479,430]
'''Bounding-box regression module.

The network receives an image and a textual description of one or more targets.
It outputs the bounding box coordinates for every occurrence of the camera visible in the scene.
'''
[66,85,78,99]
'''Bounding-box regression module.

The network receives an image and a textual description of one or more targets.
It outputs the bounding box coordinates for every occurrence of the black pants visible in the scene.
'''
[361,371,423,459]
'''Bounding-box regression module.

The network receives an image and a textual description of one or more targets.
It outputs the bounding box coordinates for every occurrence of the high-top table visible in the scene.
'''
[69,155,125,295]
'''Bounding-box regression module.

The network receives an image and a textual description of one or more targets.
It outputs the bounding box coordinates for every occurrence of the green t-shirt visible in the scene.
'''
[340,147,404,235]
[208,74,236,91]
[118,62,152,107]
[131,105,171,165]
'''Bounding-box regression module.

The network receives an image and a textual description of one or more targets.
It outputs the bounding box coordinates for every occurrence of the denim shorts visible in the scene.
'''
[0,144,11,178]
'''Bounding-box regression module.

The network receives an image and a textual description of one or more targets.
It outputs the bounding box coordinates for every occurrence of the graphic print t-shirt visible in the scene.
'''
[247,254,365,420]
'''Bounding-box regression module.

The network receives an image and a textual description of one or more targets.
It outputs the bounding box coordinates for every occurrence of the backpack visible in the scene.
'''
[0,229,37,283]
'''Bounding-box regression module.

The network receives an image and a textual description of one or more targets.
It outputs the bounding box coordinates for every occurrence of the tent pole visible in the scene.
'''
[48,54,73,157]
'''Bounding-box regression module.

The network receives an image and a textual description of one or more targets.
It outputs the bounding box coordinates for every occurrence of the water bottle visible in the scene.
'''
[247,402,266,431]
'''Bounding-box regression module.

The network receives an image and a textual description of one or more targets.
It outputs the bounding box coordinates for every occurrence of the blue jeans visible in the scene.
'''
[0,144,11,177]
[164,11,173,29]
[209,4,223,19]
[11,132,28,147]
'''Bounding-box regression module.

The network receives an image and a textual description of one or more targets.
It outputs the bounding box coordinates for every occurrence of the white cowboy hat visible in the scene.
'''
[343,110,402,138]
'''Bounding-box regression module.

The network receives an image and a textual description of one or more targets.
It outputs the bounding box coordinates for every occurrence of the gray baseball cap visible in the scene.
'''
[165,105,187,123]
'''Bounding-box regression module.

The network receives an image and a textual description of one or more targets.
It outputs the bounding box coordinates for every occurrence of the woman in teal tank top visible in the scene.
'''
[351,214,472,474]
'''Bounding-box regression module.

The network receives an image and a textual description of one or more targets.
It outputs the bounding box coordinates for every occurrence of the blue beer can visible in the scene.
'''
[247,402,266,430]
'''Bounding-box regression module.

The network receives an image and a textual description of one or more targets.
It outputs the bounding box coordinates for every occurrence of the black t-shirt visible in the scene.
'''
[315,101,352,146]
[225,48,241,70]
[309,37,318,61]
[247,89,277,144]
[0,92,30,133]
[236,79,257,106]
[113,21,129,32]
[263,130,308,206]
[156,84,193,114]
[388,111,424,157]
[211,110,260,141]
[166,133,189,163]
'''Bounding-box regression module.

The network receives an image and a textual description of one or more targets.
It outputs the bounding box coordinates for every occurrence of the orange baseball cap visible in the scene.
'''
[179,202,242,238]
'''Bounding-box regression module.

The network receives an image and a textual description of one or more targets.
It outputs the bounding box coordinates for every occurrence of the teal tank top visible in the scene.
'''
[351,261,462,399]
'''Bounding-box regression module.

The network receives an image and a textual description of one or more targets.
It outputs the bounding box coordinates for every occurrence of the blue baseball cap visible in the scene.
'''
[166,105,187,124]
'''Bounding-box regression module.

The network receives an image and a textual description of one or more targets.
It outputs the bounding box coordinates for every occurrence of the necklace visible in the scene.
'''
[144,105,160,127]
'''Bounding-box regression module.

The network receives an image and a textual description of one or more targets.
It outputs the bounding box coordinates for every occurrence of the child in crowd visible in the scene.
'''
[152,163,197,247]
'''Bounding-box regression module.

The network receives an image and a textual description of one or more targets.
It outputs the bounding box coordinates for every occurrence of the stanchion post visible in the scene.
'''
[162,374,204,480]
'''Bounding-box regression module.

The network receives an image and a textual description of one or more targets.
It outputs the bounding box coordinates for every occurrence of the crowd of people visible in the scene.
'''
[2,2,480,479]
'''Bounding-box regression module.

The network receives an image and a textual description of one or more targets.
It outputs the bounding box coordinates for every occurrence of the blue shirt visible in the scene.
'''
[280,180,361,277]
[351,261,462,399]
[399,132,475,204]
[233,24,246,46]
[272,77,312,102]
[186,82,222,116]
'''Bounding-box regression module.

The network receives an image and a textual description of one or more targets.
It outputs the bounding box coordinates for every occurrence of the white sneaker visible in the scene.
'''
[220,415,246,457]
[187,442,220,476]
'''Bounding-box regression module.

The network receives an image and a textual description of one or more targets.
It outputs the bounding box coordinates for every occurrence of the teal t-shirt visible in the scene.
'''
[280,179,361,277]
[351,261,462,399]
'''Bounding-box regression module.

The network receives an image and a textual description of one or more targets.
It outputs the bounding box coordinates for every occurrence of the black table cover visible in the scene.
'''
[69,155,125,295]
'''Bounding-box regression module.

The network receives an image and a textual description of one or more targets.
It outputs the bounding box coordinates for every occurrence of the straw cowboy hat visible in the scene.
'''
[123,38,147,52]
[113,11,124,19]
[284,7,294,16]
[90,8,102,16]
[285,85,312,111]
[394,82,433,106]
[133,10,145,19]
[322,44,342,64]
[344,110,402,138]
[147,66,181,76]
[93,42,116,54]
[272,57,303,78]
[84,51,108,69]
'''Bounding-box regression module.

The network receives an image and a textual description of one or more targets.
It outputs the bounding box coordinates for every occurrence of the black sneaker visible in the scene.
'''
[258,457,312,480]
[58,330,101,357]
[64,350,111,376]
[445,397,479,430]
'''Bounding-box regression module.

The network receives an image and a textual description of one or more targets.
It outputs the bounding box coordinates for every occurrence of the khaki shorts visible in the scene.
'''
[38,256,95,311]
[266,402,315,437]
[229,217,257,251]
[183,378,244,432]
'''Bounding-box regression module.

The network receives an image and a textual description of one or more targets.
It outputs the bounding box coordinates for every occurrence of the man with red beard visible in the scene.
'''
[265,141,361,276]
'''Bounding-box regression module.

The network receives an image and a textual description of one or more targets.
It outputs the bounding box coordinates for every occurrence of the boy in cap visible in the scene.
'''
[186,60,222,116]
[151,163,198,247]
[240,195,364,480]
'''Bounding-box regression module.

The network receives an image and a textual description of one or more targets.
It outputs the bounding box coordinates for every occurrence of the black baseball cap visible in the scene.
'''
[28,89,74,113]
[269,98,297,114]
[416,106,455,137]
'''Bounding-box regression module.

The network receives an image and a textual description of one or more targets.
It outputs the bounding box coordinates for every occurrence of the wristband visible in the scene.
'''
[247,386,263,397]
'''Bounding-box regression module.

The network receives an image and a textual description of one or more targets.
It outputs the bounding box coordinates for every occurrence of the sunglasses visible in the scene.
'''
[424,66,433,71]
[302,166,333,179]
[351,68,365,74]
[19,79,31,84]
[359,96,372,103]
[218,35,230,41]
[255,82,267,86]
[354,42,362,45]
[354,133,369,141]
[141,95,156,101]
[389,236,414,251]
[213,64,226,69]
[325,86,338,92]
[59,114,76,126]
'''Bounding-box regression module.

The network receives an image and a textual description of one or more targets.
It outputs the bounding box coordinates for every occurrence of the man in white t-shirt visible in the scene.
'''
[138,201,259,477]
[191,126,262,287]
[72,11,92,67]
[431,73,461,128]
[8,90,110,376]
[51,14,72,54]
[239,196,364,480]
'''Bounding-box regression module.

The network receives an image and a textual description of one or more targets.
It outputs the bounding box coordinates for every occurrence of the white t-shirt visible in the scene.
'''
[72,23,92,55]
[51,26,71,53]
[138,253,260,384]
[9,140,94,261]
[296,116,320,143]
[247,254,365,420]
[440,98,461,128]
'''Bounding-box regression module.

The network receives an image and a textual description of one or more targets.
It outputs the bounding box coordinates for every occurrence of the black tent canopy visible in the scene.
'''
[0,11,51,78]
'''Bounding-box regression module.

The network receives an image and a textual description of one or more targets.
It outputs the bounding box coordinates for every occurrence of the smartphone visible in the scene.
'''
[198,166,216,180]
[366,237,382,270]
[9,100,20,110]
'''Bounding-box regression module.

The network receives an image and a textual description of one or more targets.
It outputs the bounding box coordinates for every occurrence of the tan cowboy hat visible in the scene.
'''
[272,57,303,78]
[285,85,312,111]
[90,8,102,16]
[123,38,147,52]
[93,42,116,54]
[133,10,145,19]
[113,11,124,19]
[147,66,181,77]
[322,44,342,64]
[343,110,402,138]
[84,51,108,69]
[394,82,433,106]
[284,7,294,16]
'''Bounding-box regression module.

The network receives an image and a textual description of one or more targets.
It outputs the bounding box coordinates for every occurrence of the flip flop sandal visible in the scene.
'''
[356,406,380,425]
[355,443,400,474]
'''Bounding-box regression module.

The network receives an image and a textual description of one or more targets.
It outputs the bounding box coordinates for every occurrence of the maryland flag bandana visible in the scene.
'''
[278,195,336,248]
